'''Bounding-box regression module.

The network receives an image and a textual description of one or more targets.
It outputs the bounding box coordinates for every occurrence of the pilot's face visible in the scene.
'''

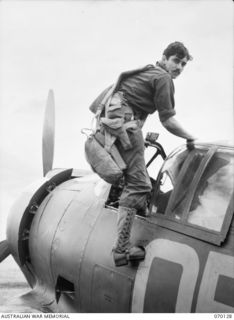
[162,55,188,79]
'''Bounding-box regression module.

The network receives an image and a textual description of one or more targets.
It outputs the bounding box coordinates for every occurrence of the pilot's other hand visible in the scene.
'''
[186,139,195,151]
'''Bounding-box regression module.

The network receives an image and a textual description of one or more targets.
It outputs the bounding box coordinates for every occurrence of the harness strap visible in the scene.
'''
[94,64,153,151]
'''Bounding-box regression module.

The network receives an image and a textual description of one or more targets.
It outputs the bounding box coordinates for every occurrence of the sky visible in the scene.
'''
[0,0,233,239]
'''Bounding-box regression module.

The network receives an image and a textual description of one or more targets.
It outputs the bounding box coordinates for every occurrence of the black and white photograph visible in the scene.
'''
[0,0,233,315]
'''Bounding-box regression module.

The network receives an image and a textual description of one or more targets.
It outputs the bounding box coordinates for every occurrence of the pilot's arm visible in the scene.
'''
[162,115,196,141]
[154,74,196,149]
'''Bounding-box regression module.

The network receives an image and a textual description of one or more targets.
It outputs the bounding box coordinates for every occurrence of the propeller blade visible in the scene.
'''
[0,240,10,263]
[42,89,55,176]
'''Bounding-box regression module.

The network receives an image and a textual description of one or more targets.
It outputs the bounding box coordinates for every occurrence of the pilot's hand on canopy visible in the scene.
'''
[186,139,195,151]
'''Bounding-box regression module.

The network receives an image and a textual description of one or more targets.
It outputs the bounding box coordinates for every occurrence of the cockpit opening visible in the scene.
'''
[105,132,167,215]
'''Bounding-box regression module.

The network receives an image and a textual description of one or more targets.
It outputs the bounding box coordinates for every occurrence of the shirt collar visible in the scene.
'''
[156,61,169,73]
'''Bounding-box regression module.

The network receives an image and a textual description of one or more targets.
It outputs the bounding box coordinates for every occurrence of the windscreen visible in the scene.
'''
[187,150,234,231]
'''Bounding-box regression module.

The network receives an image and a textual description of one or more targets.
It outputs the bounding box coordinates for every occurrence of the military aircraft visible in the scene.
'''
[0,90,233,313]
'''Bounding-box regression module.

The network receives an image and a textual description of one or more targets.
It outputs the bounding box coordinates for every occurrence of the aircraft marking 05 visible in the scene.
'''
[132,239,234,313]
[196,251,234,313]
[131,239,199,312]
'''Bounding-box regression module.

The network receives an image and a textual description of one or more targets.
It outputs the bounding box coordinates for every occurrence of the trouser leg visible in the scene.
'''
[117,126,152,210]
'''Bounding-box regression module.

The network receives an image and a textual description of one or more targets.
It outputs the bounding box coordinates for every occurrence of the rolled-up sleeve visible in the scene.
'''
[153,74,176,122]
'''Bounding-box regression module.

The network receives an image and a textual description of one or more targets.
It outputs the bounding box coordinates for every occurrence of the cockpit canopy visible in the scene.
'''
[151,144,234,245]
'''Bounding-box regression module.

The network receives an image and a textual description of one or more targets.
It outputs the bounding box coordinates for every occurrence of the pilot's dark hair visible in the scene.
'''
[163,42,193,61]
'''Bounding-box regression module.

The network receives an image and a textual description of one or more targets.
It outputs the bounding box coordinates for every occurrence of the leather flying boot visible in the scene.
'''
[113,206,145,266]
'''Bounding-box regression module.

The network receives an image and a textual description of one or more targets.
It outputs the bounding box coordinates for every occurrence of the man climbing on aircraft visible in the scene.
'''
[88,41,196,266]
